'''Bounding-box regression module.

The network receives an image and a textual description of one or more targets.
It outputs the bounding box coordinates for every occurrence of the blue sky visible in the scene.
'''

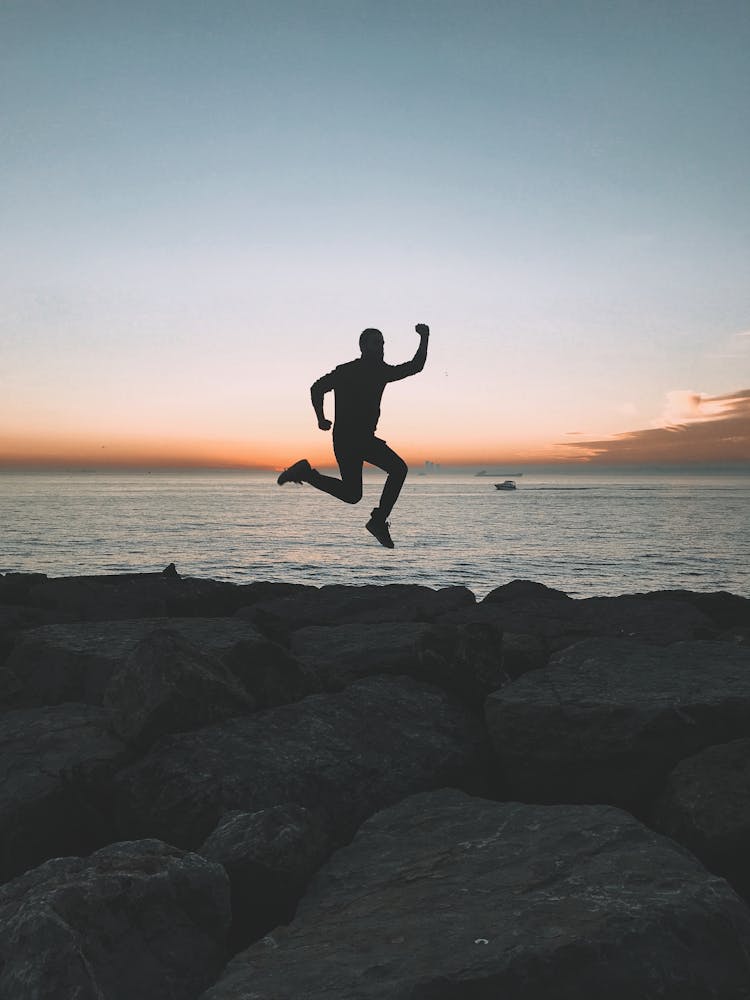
[2,0,749,466]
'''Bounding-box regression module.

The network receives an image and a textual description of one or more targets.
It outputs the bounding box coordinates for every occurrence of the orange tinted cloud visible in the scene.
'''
[559,389,750,464]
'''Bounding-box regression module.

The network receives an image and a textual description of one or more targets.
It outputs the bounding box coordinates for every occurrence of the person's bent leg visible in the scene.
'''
[305,445,363,504]
[364,438,408,520]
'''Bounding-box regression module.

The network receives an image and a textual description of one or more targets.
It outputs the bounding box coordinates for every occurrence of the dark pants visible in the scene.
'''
[307,435,408,520]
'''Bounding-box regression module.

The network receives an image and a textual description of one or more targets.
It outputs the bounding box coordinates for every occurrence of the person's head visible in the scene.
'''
[359,327,384,361]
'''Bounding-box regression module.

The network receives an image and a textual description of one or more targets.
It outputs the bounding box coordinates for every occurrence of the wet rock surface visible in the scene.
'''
[203,789,750,1000]
[0,839,230,1000]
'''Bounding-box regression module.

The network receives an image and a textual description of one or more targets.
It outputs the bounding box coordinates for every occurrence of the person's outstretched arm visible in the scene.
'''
[310,370,335,430]
[385,323,430,383]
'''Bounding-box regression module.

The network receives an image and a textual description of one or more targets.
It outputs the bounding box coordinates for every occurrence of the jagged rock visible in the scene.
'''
[114,675,489,851]
[199,805,331,952]
[485,638,750,812]
[202,789,750,1000]
[0,604,71,664]
[3,616,314,709]
[104,629,255,749]
[8,571,310,623]
[289,621,505,707]
[443,588,716,649]
[652,738,750,899]
[0,839,230,1000]
[236,584,476,641]
[0,703,130,883]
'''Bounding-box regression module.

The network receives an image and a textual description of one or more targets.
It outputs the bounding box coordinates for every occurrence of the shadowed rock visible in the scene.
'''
[443,584,716,650]
[104,628,255,750]
[202,789,750,1000]
[114,676,490,851]
[3,617,314,710]
[0,704,130,883]
[289,620,505,708]
[236,584,476,641]
[0,571,311,623]
[652,738,750,900]
[0,839,230,1000]
[485,638,750,812]
[199,805,331,953]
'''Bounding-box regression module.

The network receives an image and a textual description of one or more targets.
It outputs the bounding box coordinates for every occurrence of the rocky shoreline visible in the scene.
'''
[1,568,749,998]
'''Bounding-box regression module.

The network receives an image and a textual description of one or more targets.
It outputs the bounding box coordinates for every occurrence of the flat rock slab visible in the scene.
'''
[653,738,750,899]
[3,617,314,709]
[0,703,130,882]
[237,584,476,639]
[485,638,750,810]
[203,789,750,1000]
[289,621,505,707]
[444,589,715,649]
[115,676,489,851]
[0,839,230,1000]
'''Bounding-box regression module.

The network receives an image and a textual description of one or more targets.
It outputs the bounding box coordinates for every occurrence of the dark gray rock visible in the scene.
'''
[104,628,255,749]
[652,738,750,899]
[444,589,716,649]
[502,631,549,677]
[289,620,505,708]
[0,839,230,1000]
[199,805,331,952]
[202,789,750,1000]
[115,675,490,851]
[485,638,750,811]
[12,571,310,623]
[3,616,314,709]
[0,703,130,882]
[237,584,476,641]
[634,589,750,630]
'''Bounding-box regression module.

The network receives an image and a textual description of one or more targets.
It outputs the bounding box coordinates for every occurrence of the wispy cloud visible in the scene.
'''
[558,389,750,464]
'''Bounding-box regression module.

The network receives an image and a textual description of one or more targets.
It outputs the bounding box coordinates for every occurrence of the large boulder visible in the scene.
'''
[104,628,255,749]
[485,638,750,812]
[237,584,476,640]
[0,703,130,882]
[443,584,716,649]
[289,621,505,708]
[115,675,490,851]
[634,589,750,631]
[0,839,230,1000]
[652,738,750,900]
[199,804,331,953]
[3,616,314,709]
[203,789,750,999]
[7,570,310,623]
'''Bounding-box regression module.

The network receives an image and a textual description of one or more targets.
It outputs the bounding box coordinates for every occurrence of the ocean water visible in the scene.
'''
[1,471,748,599]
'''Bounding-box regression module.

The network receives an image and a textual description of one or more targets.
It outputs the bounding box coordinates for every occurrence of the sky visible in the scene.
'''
[1,0,749,470]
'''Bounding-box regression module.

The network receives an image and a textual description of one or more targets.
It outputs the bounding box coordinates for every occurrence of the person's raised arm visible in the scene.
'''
[385,323,430,383]
[310,370,335,430]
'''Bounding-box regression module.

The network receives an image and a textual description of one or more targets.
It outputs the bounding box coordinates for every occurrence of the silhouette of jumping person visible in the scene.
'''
[277,323,430,548]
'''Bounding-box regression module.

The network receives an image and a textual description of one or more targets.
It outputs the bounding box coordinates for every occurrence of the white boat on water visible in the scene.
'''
[494,480,517,491]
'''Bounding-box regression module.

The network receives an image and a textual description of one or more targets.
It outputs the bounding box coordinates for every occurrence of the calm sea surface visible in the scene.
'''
[1,472,748,599]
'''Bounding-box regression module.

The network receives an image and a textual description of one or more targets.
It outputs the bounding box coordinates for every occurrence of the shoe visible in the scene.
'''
[277,459,311,485]
[366,509,394,548]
